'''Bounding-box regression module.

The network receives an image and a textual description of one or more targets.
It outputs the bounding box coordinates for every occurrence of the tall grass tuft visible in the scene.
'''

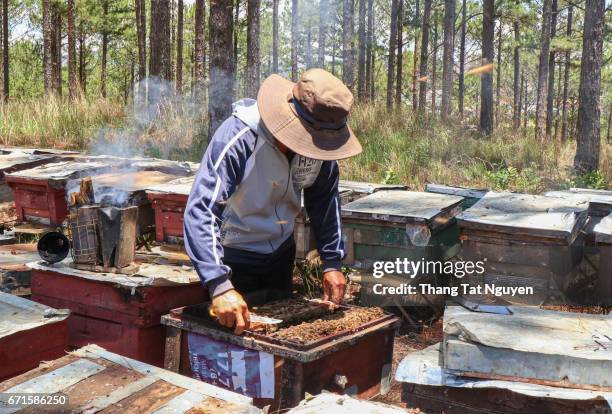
[0,96,125,149]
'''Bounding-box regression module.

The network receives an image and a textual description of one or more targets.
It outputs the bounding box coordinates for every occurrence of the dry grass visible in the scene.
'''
[0,97,609,191]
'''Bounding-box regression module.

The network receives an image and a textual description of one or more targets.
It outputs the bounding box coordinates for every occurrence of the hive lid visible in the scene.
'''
[341,190,463,224]
[4,156,126,182]
[544,188,612,216]
[145,175,196,195]
[395,343,612,403]
[338,179,407,194]
[457,191,588,242]
[0,291,69,339]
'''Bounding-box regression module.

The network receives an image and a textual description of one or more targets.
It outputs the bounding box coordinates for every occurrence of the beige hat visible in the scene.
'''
[257,69,362,161]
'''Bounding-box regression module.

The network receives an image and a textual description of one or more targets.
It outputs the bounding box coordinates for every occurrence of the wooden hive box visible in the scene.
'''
[341,190,464,268]
[397,344,612,414]
[442,306,612,391]
[146,176,195,246]
[457,192,588,297]
[5,156,128,226]
[0,344,259,413]
[0,291,69,381]
[28,259,206,367]
[161,298,400,411]
[594,213,612,304]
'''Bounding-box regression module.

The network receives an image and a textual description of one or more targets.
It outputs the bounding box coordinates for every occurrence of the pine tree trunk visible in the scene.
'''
[535,0,552,141]
[395,0,403,107]
[560,5,572,142]
[417,0,431,114]
[78,30,86,93]
[50,4,61,96]
[176,0,184,92]
[479,0,494,135]
[67,0,77,99]
[0,0,6,101]
[233,0,239,89]
[208,0,235,136]
[545,0,557,139]
[517,67,523,127]
[458,0,466,117]
[305,19,312,68]
[574,0,604,173]
[554,60,562,139]
[194,0,205,88]
[512,1,520,129]
[246,0,260,97]
[441,0,455,120]
[522,68,527,131]
[386,0,398,110]
[42,0,54,94]
[365,0,374,101]
[411,0,420,111]
[495,19,502,126]
[357,0,366,99]
[150,0,171,80]
[273,0,279,72]
[291,0,298,81]
[136,0,147,80]
[100,1,108,97]
[318,0,328,68]
[343,0,355,90]
[431,11,438,115]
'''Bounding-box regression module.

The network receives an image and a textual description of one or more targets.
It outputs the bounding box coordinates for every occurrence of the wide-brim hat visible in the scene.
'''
[257,69,362,161]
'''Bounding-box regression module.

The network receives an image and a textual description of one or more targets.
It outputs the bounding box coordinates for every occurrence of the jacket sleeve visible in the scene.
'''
[183,118,256,297]
[303,161,345,271]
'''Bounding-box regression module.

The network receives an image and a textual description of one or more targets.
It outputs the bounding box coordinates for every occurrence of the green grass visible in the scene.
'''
[0,97,609,192]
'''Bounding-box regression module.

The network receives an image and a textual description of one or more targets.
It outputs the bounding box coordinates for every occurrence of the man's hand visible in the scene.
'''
[211,289,250,335]
[323,270,347,304]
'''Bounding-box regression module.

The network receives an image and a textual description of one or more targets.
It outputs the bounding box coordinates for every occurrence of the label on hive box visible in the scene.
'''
[187,332,275,399]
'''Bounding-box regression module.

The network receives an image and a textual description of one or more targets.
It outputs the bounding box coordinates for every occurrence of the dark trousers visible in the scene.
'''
[223,237,295,298]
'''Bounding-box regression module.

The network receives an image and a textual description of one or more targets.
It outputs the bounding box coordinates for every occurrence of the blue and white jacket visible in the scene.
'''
[184,99,345,297]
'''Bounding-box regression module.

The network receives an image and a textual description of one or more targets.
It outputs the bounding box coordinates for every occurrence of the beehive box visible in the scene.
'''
[0,344,259,413]
[146,176,195,245]
[594,213,612,305]
[0,291,69,381]
[28,259,206,366]
[341,190,464,268]
[397,344,612,414]
[458,192,588,297]
[5,157,128,225]
[161,297,399,411]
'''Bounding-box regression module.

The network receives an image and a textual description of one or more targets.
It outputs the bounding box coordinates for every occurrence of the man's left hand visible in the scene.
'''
[322,270,347,304]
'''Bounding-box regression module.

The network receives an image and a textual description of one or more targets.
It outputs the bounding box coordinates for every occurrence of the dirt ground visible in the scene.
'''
[0,201,16,226]
[372,319,443,412]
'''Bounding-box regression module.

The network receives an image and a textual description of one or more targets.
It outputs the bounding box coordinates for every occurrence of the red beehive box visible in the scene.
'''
[5,157,126,225]
[0,291,69,381]
[28,259,206,367]
[146,176,195,244]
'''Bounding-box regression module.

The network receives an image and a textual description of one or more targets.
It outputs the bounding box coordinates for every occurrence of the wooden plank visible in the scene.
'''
[150,390,205,414]
[98,379,184,414]
[0,359,105,411]
[163,326,182,373]
[80,376,159,414]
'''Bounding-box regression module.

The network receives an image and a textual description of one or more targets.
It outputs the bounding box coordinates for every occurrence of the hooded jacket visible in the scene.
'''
[184,99,345,296]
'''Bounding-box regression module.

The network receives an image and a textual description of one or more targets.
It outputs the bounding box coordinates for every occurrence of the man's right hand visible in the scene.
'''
[211,289,250,335]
